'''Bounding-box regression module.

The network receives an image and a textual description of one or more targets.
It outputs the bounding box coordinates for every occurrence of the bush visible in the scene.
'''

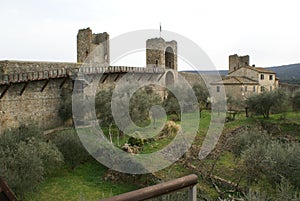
[127,131,145,147]
[0,125,63,197]
[192,83,209,109]
[52,129,91,168]
[244,178,300,201]
[241,139,300,188]
[163,92,181,117]
[129,88,162,126]
[230,128,269,157]
[158,121,180,139]
[95,88,114,126]
[291,90,300,111]
[128,137,144,147]
[169,114,180,122]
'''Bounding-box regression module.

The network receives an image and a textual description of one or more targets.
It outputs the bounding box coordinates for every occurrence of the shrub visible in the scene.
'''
[95,88,114,126]
[163,92,181,117]
[169,114,180,122]
[263,141,300,187]
[192,83,210,114]
[127,131,145,147]
[52,129,91,168]
[230,128,269,157]
[291,90,300,111]
[0,126,63,197]
[128,137,144,147]
[241,140,300,188]
[244,179,300,201]
[158,121,180,139]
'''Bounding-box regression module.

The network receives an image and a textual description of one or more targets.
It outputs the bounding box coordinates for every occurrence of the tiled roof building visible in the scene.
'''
[211,55,279,103]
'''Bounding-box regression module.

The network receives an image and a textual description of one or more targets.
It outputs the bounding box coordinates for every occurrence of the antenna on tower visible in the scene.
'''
[159,22,162,38]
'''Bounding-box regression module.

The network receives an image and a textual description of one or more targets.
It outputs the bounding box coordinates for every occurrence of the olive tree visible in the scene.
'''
[192,83,209,117]
[0,125,63,197]
[246,89,288,118]
[95,87,162,127]
[95,88,114,126]
[291,90,300,111]
[242,140,300,188]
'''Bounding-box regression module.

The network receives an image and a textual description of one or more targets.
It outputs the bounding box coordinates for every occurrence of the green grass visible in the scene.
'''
[24,160,138,201]
[141,137,173,154]
[223,115,256,133]
[251,112,300,139]
[26,111,300,200]
[154,162,194,181]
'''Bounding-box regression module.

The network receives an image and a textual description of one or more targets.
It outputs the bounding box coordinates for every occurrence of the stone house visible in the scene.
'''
[211,54,279,102]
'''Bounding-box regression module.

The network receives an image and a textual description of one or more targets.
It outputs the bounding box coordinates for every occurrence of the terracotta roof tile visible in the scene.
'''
[211,76,258,85]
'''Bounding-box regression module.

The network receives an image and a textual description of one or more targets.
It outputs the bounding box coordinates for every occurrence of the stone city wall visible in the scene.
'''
[0,78,73,133]
[0,62,171,133]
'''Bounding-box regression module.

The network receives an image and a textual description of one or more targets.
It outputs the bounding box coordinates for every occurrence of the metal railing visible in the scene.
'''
[0,177,18,201]
[99,174,198,201]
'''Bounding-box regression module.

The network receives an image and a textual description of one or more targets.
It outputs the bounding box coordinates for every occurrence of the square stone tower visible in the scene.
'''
[229,54,249,73]
[146,38,177,71]
[77,28,110,65]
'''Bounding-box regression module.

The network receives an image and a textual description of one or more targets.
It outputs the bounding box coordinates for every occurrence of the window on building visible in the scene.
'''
[245,86,248,92]
[260,74,264,80]
[253,86,256,92]
[269,75,273,80]
[241,86,243,92]
[216,86,220,92]
[261,86,265,92]
[155,60,158,67]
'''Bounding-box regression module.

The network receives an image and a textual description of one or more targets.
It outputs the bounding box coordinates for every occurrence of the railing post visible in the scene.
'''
[99,174,198,201]
[188,185,197,201]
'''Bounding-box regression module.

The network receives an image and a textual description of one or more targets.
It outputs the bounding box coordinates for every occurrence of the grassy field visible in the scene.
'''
[24,160,138,201]
[23,110,300,200]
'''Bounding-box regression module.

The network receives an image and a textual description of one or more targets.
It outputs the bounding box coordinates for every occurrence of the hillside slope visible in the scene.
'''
[181,63,300,84]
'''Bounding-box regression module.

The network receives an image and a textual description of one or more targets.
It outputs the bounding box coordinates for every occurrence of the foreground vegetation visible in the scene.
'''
[0,126,138,200]
[24,160,137,201]
[1,85,300,200]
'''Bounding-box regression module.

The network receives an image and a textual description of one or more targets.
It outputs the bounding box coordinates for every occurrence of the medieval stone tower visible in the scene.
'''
[229,54,249,73]
[77,28,110,65]
[146,38,177,71]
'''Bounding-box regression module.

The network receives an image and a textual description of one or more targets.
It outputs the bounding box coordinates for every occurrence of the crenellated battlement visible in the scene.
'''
[0,60,165,85]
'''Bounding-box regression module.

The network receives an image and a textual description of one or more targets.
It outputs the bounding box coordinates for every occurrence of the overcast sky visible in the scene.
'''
[0,0,299,70]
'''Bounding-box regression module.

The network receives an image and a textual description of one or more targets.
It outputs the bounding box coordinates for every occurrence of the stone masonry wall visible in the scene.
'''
[179,72,205,87]
[0,66,167,133]
[146,38,177,70]
[229,54,250,73]
[0,60,79,74]
[77,28,110,65]
[0,78,73,133]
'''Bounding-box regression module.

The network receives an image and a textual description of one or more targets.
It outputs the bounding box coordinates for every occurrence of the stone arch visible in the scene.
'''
[165,46,175,69]
[165,71,174,87]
